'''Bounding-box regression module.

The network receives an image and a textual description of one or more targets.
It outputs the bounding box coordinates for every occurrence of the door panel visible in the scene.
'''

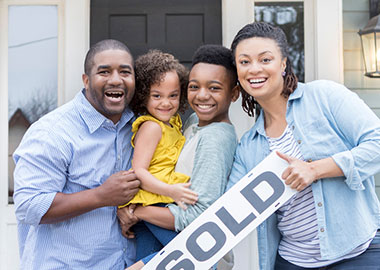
[90,0,222,66]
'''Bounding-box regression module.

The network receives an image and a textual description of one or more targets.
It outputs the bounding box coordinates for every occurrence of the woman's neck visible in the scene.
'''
[260,95,288,138]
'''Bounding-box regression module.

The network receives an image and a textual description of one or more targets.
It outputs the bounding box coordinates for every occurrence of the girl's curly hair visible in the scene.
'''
[130,49,188,116]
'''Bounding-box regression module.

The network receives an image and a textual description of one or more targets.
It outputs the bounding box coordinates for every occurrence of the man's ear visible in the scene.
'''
[231,84,240,102]
[82,74,89,90]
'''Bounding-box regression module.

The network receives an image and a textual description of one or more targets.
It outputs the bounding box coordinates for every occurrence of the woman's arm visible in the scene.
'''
[276,152,343,191]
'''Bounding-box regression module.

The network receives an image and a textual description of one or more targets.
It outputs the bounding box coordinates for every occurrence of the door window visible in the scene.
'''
[255,1,305,82]
[8,5,58,203]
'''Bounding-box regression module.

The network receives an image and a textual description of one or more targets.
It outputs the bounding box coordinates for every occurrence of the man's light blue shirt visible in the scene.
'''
[227,80,380,270]
[13,90,136,269]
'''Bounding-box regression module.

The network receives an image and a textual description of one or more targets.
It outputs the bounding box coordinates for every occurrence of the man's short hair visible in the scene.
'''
[84,39,133,75]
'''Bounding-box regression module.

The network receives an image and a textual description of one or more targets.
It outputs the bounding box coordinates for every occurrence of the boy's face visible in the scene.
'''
[187,63,238,127]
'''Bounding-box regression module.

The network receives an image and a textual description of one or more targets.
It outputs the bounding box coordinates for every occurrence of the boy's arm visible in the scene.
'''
[133,121,197,208]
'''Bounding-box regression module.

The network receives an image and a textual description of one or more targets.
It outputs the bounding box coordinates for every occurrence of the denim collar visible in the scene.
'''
[249,82,305,140]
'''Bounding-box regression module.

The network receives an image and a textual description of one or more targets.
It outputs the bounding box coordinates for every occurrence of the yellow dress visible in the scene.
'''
[126,114,190,206]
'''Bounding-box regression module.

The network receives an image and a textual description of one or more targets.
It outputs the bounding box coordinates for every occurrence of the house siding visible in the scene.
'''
[343,0,380,199]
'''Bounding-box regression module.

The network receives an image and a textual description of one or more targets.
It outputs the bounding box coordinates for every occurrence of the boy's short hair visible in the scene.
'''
[191,44,237,87]
[131,49,188,116]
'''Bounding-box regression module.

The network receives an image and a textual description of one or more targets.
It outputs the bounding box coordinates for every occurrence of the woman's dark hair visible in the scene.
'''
[231,22,298,117]
[130,49,188,116]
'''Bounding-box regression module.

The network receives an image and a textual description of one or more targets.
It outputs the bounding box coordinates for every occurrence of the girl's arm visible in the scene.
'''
[133,121,198,208]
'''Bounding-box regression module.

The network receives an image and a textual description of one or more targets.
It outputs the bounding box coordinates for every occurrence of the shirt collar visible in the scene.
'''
[249,82,304,139]
[74,89,134,134]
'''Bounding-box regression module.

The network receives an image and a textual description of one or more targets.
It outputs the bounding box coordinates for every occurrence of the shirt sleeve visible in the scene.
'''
[325,82,380,190]
[168,124,237,231]
[13,125,70,225]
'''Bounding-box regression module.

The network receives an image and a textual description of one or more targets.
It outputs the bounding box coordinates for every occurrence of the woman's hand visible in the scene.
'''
[168,183,198,210]
[277,152,318,191]
[117,204,140,238]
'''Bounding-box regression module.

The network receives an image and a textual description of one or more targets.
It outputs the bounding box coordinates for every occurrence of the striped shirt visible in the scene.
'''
[13,90,136,269]
[267,125,373,267]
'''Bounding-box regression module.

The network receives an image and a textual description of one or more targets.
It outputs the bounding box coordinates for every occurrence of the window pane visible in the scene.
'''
[8,5,58,203]
[255,2,304,82]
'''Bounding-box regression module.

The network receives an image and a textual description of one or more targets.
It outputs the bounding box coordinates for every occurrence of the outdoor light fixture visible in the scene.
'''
[358,0,380,78]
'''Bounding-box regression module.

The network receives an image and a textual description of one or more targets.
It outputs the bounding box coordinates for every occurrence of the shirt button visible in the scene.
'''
[297,140,302,144]
[123,248,126,252]
[320,228,325,232]
[318,202,323,207]
[292,125,295,130]
[117,155,120,160]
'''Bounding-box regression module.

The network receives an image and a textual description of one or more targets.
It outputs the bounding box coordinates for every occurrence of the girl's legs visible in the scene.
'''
[133,221,163,261]
[137,221,178,265]
[145,220,178,246]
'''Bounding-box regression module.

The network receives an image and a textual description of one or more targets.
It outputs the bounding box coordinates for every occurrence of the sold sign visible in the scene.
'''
[143,152,296,270]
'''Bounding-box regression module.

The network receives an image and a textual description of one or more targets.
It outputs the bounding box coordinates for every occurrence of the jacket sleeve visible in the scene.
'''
[326,82,380,190]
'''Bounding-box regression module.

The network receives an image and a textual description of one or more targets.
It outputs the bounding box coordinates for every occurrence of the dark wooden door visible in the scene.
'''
[90,0,222,67]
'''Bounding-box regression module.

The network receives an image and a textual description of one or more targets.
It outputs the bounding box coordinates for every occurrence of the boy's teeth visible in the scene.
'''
[198,105,212,109]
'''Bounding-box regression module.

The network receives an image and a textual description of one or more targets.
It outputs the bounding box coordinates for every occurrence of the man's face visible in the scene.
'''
[82,49,135,123]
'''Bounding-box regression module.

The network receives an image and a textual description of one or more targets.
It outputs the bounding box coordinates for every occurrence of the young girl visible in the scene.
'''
[121,49,198,262]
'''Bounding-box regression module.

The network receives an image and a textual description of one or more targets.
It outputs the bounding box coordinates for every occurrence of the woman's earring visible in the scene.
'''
[282,71,286,77]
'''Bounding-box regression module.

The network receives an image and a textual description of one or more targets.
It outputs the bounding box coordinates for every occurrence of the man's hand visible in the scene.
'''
[118,204,140,238]
[96,170,140,207]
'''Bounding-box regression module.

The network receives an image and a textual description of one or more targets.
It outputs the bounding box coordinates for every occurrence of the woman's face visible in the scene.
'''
[234,37,286,103]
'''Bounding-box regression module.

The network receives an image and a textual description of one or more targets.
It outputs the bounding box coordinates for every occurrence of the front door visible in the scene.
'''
[90,0,222,66]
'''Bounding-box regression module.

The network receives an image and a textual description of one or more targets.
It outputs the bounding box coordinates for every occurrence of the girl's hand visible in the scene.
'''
[276,151,318,191]
[169,182,198,210]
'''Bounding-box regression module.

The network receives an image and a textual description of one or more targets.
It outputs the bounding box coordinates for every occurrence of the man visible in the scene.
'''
[13,39,140,269]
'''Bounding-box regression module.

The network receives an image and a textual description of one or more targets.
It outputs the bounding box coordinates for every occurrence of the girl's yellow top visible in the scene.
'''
[124,114,190,207]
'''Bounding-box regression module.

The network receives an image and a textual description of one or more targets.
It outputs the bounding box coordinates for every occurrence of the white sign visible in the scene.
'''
[143,152,296,270]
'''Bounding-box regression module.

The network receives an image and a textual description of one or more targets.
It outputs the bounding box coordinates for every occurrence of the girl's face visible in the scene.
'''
[146,70,181,125]
[234,37,286,103]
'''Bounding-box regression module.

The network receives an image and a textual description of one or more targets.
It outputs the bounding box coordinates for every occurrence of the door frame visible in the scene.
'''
[0,1,343,269]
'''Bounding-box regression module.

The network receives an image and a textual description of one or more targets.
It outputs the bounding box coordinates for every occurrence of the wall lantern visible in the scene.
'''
[358,0,380,78]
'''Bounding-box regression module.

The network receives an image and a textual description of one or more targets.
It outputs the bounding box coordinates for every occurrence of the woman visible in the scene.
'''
[227,22,380,269]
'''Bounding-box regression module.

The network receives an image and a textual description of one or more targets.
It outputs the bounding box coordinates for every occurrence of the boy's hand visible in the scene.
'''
[169,183,198,210]
[118,204,140,238]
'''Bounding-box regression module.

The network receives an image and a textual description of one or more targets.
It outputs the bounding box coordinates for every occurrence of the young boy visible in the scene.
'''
[122,44,240,270]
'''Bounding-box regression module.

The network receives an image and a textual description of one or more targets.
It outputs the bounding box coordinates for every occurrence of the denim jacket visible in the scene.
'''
[227,80,380,270]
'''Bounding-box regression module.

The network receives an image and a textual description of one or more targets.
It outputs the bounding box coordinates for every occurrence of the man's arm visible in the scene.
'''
[41,171,140,224]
